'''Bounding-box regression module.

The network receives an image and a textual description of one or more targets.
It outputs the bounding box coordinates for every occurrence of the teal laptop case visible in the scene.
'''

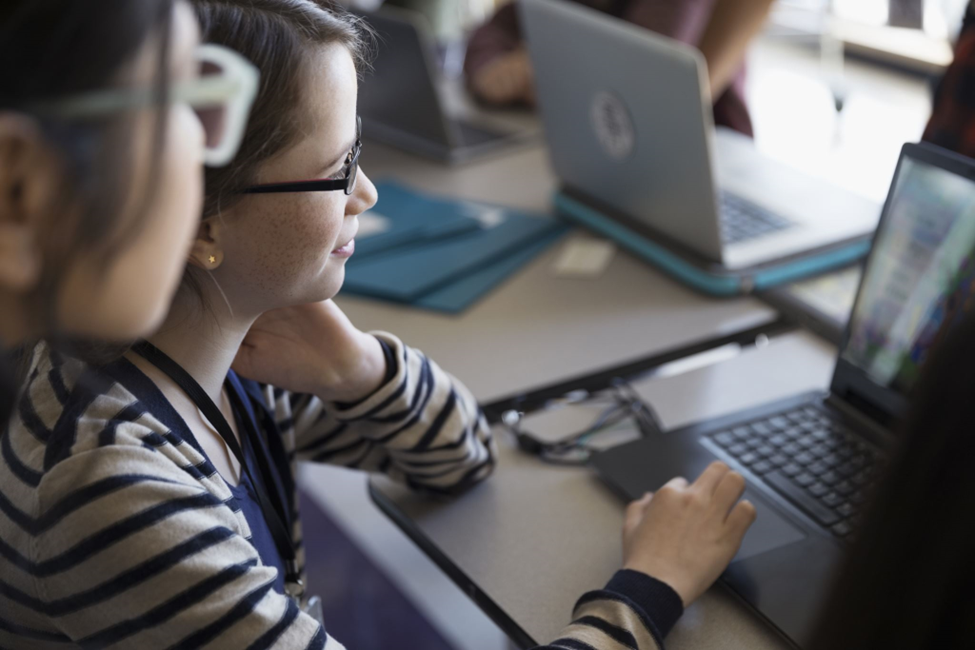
[554,189,872,297]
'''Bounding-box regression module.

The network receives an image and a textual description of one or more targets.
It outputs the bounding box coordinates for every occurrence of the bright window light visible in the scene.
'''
[834,0,889,26]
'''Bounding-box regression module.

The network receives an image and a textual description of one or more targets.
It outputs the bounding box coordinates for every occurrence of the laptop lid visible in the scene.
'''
[520,0,724,260]
[357,8,457,148]
[831,142,975,427]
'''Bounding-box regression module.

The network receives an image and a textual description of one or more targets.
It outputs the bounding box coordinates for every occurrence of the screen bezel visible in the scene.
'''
[831,141,975,427]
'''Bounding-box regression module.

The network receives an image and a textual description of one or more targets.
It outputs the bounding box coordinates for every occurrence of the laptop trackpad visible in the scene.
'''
[732,487,807,563]
[591,433,808,562]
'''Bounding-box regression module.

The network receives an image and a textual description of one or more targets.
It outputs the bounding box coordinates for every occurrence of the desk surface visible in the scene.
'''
[370,331,838,649]
[339,142,779,402]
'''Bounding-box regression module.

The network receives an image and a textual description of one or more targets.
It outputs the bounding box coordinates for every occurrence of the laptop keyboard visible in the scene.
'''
[719,192,794,244]
[707,404,883,540]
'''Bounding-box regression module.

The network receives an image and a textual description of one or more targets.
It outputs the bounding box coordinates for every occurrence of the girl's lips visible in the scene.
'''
[331,239,355,258]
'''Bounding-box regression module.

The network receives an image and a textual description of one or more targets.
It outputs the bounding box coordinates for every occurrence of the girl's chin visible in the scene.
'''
[309,270,346,304]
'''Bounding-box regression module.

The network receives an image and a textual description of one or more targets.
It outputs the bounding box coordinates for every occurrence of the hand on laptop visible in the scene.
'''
[621,461,756,607]
[470,48,535,106]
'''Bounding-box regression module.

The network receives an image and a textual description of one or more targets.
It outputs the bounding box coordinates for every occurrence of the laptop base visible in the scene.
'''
[591,391,852,647]
[554,189,871,296]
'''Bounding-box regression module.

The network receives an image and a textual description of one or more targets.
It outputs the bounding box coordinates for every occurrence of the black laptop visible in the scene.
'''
[356,7,532,164]
[592,142,975,647]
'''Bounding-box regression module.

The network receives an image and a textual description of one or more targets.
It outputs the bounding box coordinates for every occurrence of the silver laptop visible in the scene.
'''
[520,0,880,271]
[357,7,533,164]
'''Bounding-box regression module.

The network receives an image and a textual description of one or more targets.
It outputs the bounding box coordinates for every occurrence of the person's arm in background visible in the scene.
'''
[463,2,535,106]
[697,0,776,98]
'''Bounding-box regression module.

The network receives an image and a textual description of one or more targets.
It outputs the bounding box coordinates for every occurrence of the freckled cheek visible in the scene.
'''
[276,197,345,273]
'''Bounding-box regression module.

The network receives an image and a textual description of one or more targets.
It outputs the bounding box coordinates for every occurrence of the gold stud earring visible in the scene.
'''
[208,255,216,265]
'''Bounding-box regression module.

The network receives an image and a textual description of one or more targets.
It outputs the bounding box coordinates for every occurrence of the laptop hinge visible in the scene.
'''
[823,393,895,448]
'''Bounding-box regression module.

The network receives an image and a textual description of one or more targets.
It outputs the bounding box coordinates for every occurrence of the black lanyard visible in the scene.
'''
[132,341,303,599]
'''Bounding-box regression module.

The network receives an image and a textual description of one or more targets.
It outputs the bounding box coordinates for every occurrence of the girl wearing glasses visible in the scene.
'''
[0,0,260,644]
[2,1,753,649]
[0,0,257,424]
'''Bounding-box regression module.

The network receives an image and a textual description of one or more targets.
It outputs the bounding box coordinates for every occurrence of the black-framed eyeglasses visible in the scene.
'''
[244,115,361,196]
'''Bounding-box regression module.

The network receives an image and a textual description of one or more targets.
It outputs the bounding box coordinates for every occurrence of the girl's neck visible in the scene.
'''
[141,286,257,405]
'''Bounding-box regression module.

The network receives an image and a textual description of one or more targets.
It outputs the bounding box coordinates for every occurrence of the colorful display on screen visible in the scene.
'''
[843,155,975,395]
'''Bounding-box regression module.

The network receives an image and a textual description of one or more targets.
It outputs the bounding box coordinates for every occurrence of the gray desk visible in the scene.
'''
[340,142,780,402]
[370,331,838,648]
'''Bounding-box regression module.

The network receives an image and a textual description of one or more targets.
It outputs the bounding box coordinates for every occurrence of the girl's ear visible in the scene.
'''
[187,219,225,271]
[0,114,59,292]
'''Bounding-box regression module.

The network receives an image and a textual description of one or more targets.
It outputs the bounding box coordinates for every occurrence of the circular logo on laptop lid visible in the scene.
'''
[591,91,635,161]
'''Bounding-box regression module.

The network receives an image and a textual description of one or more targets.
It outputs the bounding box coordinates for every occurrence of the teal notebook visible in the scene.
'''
[342,182,569,312]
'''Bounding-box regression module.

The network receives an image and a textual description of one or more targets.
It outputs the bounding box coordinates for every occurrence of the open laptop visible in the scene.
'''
[520,0,880,274]
[357,7,532,164]
[591,142,975,646]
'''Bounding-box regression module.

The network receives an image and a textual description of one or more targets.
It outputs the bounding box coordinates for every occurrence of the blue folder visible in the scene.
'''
[351,183,484,260]
[342,182,569,312]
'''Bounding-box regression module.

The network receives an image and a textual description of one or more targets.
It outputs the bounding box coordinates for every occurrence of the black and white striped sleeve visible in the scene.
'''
[282,332,497,493]
[530,570,684,650]
[26,441,335,649]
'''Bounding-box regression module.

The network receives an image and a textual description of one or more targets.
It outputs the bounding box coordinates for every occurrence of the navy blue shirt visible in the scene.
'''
[227,394,288,595]
[110,358,291,595]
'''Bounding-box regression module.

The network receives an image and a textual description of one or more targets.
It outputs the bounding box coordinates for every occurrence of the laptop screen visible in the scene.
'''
[839,147,975,414]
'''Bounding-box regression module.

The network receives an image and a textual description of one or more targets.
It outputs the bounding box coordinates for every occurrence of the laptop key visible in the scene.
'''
[821,453,841,467]
[794,472,816,487]
[807,461,830,475]
[764,470,840,527]
[805,444,825,458]
[834,480,855,496]
[821,492,843,508]
[713,432,734,446]
[831,521,853,537]
[797,436,817,449]
[767,454,789,467]
[820,470,840,485]
[728,443,748,456]
[808,482,829,498]
[836,502,856,518]
[781,442,802,455]
[751,460,774,475]
[784,427,804,440]
[739,452,759,465]
[781,463,802,476]
[794,452,815,465]
[752,422,773,436]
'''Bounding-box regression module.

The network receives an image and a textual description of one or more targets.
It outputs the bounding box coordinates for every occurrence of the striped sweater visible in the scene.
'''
[0,333,683,649]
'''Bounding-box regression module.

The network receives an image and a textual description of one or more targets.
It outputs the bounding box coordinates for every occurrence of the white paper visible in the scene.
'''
[356,211,392,239]
[553,238,617,277]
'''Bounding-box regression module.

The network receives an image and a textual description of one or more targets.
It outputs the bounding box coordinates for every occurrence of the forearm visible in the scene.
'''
[698,0,775,97]
[464,2,524,78]
[290,333,497,492]
[531,570,684,650]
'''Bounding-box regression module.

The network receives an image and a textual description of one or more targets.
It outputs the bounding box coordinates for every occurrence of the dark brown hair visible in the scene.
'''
[0,0,176,330]
[808,314,975,648]
[177,0,371,313]
[1,0,177,398]
[193,0,371,219]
